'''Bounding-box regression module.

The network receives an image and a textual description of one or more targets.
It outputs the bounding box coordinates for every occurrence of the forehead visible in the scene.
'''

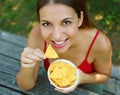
[39,3,77,20]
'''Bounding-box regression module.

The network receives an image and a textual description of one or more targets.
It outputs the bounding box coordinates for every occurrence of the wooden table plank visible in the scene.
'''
[0,87,22,95]
[111,65,120,80]
[0,72,98,95]
[0,29,27,47]
[28,75,98,95]
[0,39,24,61]
[0,29,26,60]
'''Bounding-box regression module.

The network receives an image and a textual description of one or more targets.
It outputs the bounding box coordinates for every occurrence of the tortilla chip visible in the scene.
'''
[45,44,59,58]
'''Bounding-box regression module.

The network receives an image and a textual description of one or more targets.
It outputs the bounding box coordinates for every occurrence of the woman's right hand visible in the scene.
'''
[21,47,46,67]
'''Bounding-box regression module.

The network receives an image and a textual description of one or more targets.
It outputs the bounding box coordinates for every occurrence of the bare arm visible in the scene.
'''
[79,32,112,84]
[16,24,45,91]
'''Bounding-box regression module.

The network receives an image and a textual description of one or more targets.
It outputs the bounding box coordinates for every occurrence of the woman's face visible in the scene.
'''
[39,3,83,53]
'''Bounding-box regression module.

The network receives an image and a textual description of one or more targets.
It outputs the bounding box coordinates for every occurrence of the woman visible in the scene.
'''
[16,0,112,94]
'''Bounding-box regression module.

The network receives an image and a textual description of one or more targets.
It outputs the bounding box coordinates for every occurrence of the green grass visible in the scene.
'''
[0,0,38,36]
[0,0,120,65]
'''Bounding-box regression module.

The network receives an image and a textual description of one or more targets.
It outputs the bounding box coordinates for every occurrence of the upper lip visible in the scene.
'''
[51,38,68,44]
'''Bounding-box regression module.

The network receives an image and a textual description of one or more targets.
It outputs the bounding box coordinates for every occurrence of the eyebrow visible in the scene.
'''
[40,20,49,22]
[61,17,73,21]
[40,17,73,22]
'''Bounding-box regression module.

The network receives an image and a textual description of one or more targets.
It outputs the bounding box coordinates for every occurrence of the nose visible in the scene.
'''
[52,26,62,40]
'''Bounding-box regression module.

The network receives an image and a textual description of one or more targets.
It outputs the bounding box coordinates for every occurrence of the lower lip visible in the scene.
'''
[52,40,67,49]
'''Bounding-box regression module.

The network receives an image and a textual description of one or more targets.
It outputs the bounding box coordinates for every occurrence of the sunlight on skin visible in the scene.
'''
[95,74,105,81]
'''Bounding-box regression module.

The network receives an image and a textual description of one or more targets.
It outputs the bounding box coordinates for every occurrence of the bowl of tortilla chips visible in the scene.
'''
[47,59,80,90]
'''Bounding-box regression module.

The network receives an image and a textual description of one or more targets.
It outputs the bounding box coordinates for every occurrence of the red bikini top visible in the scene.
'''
[44,30,100,74]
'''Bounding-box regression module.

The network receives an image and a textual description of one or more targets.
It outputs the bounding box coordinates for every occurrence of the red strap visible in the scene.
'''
[85,30,100,59]
[44,41,47,53]
[44,41,50,71]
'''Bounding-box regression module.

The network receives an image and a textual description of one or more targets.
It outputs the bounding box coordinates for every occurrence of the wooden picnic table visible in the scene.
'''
[0,30,99,95]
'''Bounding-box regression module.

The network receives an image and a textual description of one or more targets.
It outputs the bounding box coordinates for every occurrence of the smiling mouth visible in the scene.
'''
[52,38,68,45]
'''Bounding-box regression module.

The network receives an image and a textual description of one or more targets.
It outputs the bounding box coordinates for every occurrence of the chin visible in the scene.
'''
[56,46,70,54]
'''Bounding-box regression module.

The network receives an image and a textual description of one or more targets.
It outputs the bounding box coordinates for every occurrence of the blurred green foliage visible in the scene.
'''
[0,0,38,36]
[0,0,120,65]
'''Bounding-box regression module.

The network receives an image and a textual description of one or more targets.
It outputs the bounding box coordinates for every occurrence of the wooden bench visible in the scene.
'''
[0,29,119,95]
[103,65,120,95]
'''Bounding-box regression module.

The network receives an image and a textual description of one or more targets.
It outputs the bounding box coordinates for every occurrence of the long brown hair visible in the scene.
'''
[36,0,94,28]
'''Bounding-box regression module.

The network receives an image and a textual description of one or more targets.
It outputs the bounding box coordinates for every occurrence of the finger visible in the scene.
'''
[25,53,42,61]
[22,48,46,60]
[24,47,34,51]
[33,48,46,59]
[21,57,34,64]
[23,47,34,53]
[21,48,33,57]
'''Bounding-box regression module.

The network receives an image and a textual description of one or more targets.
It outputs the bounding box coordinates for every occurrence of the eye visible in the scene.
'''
[42,22,51,27]
[63,21,72,26]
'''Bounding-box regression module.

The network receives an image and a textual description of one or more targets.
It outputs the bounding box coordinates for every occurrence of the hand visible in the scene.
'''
[77,69,87,85]
[21,47,46,67]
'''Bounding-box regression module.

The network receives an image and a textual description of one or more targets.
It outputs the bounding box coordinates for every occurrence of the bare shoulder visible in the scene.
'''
[94,30,112,53]
[27,24,44,50]
[28,24,41,38]
[92,30,112,75]
[93,30,112,67]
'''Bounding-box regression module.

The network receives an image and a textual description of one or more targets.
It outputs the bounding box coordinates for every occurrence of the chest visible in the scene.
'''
[49,46,94,67]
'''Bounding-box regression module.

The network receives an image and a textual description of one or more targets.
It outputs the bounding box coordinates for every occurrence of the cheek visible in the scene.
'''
[40,29,51,40]
[67,26,78,37]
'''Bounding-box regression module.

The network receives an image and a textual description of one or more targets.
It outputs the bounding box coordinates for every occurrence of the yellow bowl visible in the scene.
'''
[47,59,80,91]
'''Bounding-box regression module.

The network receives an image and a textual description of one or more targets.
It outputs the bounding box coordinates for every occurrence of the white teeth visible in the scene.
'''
[54,41,65,45]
